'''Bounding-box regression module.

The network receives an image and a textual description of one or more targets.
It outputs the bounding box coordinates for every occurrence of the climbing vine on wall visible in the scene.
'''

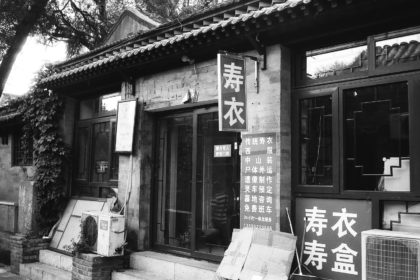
[18,67,70,235]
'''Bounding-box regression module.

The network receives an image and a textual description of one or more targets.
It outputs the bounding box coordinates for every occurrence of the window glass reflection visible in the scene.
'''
[79,93,120,120]
[299,96,333,185]
[344,82,409,191]
[155,117,193,249]
[195,112,240,256]
[376,33,420,67]
[100,94,121,113]
[306,44,367,79]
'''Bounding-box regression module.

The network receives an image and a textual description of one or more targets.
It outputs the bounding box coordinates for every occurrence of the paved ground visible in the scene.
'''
[0,264,22,280]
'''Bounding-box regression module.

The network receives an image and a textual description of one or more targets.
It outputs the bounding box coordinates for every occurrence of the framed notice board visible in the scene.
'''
[115,99,137,153]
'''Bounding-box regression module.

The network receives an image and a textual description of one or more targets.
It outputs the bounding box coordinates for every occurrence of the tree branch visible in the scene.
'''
[0,0,50,96]
[69,0,99,34]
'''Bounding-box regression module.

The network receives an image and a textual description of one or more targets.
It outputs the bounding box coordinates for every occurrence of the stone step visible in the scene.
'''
[39,250,73,272]
[19,262,72,280]
[112,269,171,280]
[129,251,218,280]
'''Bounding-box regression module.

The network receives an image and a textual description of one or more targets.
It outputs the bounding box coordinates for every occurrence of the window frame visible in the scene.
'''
[12,130,33,167]
[339,77,415,195]
[298,40,369,85]
[293,73,420,197]
[295,26,420,88]
[370,26,420,76]
[292,87,340,194]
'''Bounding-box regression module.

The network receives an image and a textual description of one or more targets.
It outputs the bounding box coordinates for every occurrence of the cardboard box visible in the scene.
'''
[216,228,253,280]
[216,229,296,280]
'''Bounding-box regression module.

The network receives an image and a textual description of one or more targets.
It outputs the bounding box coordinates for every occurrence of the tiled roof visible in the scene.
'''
[41,0,312,85]
[0,93,18,108]
[0,112,21,124]
[376,40,420,66]
[0,94,22,126]
[309,39,420,79]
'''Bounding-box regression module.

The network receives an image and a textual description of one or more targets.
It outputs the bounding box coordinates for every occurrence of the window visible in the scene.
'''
[73,93,120,197]
[343,83,409,191]
[375,31,420,68]
[299,95,333,185]
[12,131,33,166]
[297,27,420,85]
[305,42,368,80]
[295,80,413,193]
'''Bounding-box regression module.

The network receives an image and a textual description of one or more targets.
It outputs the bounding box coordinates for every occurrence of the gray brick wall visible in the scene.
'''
[72,253,128,280]
[118,44,292,250]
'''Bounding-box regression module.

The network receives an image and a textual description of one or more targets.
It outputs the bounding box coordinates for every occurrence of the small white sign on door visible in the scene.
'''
[214,144,231,158]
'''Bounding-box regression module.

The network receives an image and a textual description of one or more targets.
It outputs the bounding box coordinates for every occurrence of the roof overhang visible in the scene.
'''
[41,0,420,90]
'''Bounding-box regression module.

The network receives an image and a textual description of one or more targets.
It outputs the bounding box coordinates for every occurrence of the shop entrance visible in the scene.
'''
[153,107,240,260]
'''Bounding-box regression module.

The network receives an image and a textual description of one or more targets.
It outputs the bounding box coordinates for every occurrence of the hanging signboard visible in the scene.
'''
[218,53,247,131]
[295,198,372,280]
[240,133,276,230]
[115,99,137,153]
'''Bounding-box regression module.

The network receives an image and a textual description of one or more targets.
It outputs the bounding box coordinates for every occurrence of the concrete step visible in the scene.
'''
[19,262,72,280]
[112,269,171,280]
[39,250,73,272]
[129,251,218,280]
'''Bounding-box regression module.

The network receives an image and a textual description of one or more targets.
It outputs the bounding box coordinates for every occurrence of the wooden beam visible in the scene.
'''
[313,1,325,13]
[263,16,273,26]
[245,34,267,70]
[273,13,285,23]
[287,7,297,19]
[300,4,310,16]
[327,0,338,8]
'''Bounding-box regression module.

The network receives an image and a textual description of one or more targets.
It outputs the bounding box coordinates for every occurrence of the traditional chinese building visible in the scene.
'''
[9,0,420,279]
[0,94,34,264]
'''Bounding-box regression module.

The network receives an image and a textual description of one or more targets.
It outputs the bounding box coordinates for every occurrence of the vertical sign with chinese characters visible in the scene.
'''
[240,133,276,230]
[295,198,372,280]
[218,53,247,131]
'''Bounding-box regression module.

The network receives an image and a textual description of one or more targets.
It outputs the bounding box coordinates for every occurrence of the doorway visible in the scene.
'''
[153,107,240,260]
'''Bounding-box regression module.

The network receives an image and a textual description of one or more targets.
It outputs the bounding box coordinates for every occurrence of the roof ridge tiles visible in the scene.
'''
[52,0,276,68]
[42,0,312,85]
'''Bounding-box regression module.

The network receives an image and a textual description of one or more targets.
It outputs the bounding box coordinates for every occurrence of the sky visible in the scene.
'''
[4,36,67,96]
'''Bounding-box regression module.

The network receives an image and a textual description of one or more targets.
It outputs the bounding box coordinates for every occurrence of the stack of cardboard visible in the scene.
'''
[216,228,296,280]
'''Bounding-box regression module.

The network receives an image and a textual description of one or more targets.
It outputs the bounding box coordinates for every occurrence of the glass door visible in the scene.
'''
[195,112,240,257]
[154,108,240,260]
[154,115,193,250]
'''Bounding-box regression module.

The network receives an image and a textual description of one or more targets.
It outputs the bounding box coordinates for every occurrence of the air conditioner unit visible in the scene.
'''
[81,211,125,256]
[362,229,420,280]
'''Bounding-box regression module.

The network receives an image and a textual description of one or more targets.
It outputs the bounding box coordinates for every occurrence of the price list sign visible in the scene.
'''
[240,133,277,230]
